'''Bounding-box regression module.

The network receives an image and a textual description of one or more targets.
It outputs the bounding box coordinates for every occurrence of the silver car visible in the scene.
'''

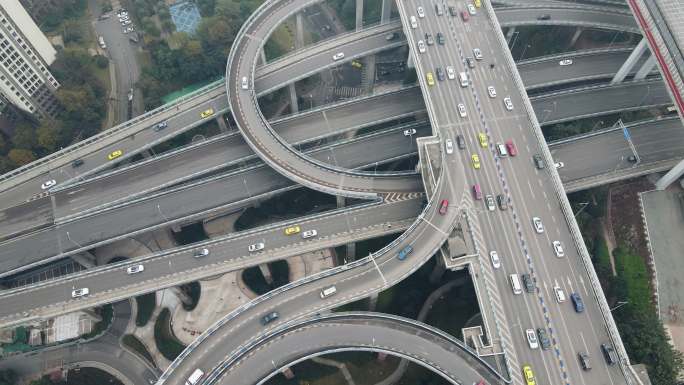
[552,241,565,257]
[473,48,483,60]
[457,103,467,117]
[248,242,265,252]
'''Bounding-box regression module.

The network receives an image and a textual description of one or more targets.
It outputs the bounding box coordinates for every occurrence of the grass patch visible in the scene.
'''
[135,293,156,327]
[154,308,187,360]
[122,334,155,366]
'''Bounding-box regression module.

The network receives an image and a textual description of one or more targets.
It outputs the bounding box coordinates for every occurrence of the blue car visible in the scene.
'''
[571,293,584,313]
[397,245,413,260]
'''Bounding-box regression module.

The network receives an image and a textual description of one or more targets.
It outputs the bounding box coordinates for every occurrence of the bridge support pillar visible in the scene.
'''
[355,0,364,30]
[377,352,388,361]
[429,251,446,284]
[171,286,193,306]
[259,47,267,66]
[611,38,648,84]
[259,263,274,285]
[505,27,516,45]
[655,159,684,190]
[217,116,230,133]
[281,367,295,379]
[363,55,376,91]
[568,27,584,48]
[380,0,392,23]
[71,252,97,268]
[407,52,414,68]
[295,12,304,49]
[337,196,356,259]
[289,83,299,113]
[634,54,657,81]
[368,293,379,310]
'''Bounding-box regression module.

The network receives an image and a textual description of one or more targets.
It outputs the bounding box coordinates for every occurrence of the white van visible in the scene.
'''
[320,285,337,299]
[509,274,522,295]
[186,369,204,385]
[459,72,468,87]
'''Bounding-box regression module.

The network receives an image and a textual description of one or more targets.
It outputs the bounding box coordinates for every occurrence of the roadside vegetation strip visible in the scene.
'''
[154,308,187,361]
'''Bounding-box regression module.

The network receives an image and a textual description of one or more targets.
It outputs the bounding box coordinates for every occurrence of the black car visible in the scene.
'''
[436,67,445,81]
[425,33,434,45]
[578,352,592,371]
[537,328,551,350]
[497,194,508,210]
[466,57,475,68]
[537,14,551,20]
[449,6,457,16]
[522,274,535,293]
[71,159,84,168]
[533,154,545,169]
[436,32,444,45]
[261,311,279,325]
[571,292,585,313]
[601,343,618,365]
[456,135,466,149]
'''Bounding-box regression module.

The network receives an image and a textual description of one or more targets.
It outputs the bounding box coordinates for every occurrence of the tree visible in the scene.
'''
[94,55,109,69]
[8,149,35,166]
[0,369,17,385]
[11,122,37,150]
[0,133,7,154]
[37,123,60,152]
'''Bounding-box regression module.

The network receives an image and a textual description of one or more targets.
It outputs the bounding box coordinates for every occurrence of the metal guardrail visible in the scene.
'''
[0,78,226,190]
[204,312,511,385]
[484,1,635,383]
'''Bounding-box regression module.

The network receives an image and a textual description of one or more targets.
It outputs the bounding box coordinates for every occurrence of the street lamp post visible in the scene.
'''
[610,301,629,311]
[519,44,531,61]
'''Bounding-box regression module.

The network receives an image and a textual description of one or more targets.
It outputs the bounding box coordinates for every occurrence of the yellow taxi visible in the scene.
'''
[474,0,481,7]
[522,365,536,385]
[351,60,363,69]
[471,154,481,169]
[478,132,488,148]
[426,72,435,86]
[284,225,301,235]
[200,108,215,118]
[107,149,123,161]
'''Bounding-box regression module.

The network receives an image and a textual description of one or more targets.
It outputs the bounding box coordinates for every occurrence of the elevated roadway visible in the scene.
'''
[0,195,423,327]
[496,4,639,32]
[0,2,641,208]
[201,313,502,385]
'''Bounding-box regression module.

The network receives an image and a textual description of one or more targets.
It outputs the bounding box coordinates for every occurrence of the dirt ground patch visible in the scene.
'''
[608,177,654,258]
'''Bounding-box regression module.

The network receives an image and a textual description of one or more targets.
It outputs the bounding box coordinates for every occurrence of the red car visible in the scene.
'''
[472,184,483,200]
[439,199,449,215]
[461,10,469,21]
[505,140,518,156]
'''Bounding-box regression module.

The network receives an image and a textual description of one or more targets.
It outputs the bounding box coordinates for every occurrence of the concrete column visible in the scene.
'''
[217,116,229,133]
[505,27,516,45]
[429,251,446,284]
[363,55,377,91]
[259,47,267,65]
[71,252,97,268]
[568,27,584,48]
[289,83,299,113]
[368,293,379,310]
[407,52,414,68]
[611,39,649,84]
[337,196,356,259]
[171,286,193,306]
[655,159,684,190]
[634,54,657,81]
[281,367,295,379]
[295,12,304,49]
[355,0,364,30]
[259,263,274,285]
[377,352,388,361]
[380,0,392,23]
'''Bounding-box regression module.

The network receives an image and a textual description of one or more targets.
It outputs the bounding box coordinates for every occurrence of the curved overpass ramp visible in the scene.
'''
[496,5,639,33]
[201,313,504,385]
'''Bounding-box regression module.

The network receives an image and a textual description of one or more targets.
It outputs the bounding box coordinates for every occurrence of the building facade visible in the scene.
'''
[0,0,60,118]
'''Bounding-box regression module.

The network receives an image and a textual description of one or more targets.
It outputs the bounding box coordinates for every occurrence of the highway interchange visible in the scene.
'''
[0,0,673,383]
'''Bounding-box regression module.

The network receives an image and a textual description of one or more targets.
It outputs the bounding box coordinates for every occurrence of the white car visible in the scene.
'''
[473,48,483,60]
[555,161,565,169]
[195,248,210,257]
[248,242,265,252]
[417,6,425,18]
[445,139,454,154]
[490,250,501,269]
[71,288,90,298]
[403,128,417,136]
[467,4,476,15]
[457,103,467,117]
[302,229,318,239]
[532,217,544,233]
[241,76,249,90]
[559,59,573,66]
[41,179,56,190]
[553,286,566,303]
[446,66,455,80]
[487,86,497,98]
[410,15,418,28]
[552,241,565,257]
[503,97,513,111]
[127,264,144,274]
[122,20,132,26]
[526,328,539,349]
[417,40,426,54]
[332,52,345,61]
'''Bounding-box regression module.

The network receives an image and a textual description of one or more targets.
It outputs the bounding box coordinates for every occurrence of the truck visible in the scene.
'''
[185,369,204,385]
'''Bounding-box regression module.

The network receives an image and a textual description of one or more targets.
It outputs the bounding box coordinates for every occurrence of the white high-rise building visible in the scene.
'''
[0,0,60,118]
